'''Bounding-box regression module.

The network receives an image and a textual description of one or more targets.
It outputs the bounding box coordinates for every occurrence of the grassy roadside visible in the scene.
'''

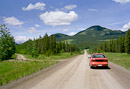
[0,60,58,86]
[0,52,80,86]
[104,53,130,70]
[24,52,80,60]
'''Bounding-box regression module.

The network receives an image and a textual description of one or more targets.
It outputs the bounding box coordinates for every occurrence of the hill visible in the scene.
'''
[54,33,70,41]
[54,25,126,49]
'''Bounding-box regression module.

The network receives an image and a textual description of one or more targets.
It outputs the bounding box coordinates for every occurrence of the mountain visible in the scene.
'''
[54,25,126,49]
[54,33,70,41]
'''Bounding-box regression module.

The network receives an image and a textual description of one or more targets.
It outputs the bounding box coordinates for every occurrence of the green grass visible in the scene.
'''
[0,52,80,86]
[11,54,17,59]
[24,52,80,60]
[0,60,58,86]
[104,53,130,70]
[63,39,74,44]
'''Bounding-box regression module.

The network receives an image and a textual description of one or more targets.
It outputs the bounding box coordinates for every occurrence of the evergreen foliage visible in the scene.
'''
[0,25,16,61]
[55,25,126,49]
[95,29,130,54]
[17,34,79,57]
[125,29,130,54]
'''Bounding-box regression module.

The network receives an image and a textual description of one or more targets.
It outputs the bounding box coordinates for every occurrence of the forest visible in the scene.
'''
[95,29,130,54]
[0,24,80,61]
[1,24,130,62]
[0,25,16,61]
[16,33,80,58]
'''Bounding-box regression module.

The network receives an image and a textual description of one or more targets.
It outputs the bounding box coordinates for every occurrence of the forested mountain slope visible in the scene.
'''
[54,25,126,49]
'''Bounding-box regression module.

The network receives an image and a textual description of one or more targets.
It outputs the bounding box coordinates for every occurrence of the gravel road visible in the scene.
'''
[1,51,130,89]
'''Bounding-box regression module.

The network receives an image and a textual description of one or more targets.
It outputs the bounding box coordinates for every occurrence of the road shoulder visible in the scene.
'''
[0,55,81,89]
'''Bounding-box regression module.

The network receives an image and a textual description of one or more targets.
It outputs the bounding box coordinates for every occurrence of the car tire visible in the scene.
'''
[105,66,108,69]
[90,66,93,69]
[89,63,93,69]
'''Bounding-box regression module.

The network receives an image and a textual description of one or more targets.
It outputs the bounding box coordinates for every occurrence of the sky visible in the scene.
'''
[0,0,130,43]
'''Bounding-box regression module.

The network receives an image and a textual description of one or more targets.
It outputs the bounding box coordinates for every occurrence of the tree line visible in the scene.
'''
[0,25,16,61]
[0,24,80,61]
[95,29,130,54]
[16,34,80,58]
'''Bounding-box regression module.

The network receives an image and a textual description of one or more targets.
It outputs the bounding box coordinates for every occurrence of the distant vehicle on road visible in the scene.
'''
[89,53,108,68]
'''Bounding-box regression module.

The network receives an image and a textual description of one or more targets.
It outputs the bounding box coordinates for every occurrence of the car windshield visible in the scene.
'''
[92,54,105,58]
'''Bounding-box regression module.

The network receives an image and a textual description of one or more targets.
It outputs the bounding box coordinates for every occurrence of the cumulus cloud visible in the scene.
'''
[88,9,97,12]
[28,27,39,34]
[113,0,130,4]
[121,22,130,31]
[22,2,46,11]
[40,11,78,26]
[63,5,77,10]
[14,36,33,43]
[68,32,77,36]
[3,17,23,26]
[35,24,40,27]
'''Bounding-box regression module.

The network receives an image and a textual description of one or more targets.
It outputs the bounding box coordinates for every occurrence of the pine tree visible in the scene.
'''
[32,39,39,58]
[37,35,42,54]
[0,24,16,61]
[43,33,49,55]
[16,33,79,57]
[111,39,115,52]
[125,29,130,54]
[97,44,102,52]
[49,35,56,55]
[119,36,125,53]
[25,39,33,55]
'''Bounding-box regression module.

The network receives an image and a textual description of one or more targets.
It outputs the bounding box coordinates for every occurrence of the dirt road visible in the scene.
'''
[16,54,30,60]
[1,51,130,89]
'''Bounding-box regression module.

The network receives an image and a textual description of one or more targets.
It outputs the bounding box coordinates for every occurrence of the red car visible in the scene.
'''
[89,53,108,68]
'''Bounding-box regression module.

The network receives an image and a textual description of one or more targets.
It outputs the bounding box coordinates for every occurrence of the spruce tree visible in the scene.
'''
[32,39,39,58]
[125,29,130,54]
[25,39,33,55]
[119,36,125,53]
[50,35,56,55]
[0,24,16,61]
[43,33,49,55]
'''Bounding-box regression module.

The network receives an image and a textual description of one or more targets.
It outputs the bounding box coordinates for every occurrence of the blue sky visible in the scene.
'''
[0,0,130,43]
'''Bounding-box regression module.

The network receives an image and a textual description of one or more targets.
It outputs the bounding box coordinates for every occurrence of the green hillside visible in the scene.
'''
[54,25,126,49]
[54,33,71,41]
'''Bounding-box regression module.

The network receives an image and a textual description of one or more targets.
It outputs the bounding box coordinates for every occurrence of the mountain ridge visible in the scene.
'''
[54,25,126,49]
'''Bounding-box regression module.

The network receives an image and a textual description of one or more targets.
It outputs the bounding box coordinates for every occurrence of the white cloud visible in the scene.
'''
[28,27,39,34]
[64,5,77,10]
[68,32,77,36]
[88,9,97,12]
[121,22,130,31]
[14,36,33,43]
[113,0,130,4]
[40,11,78,26]
[22,2,46,11]
[35,24,40,27]
[3,17,23,26]
[63,29,69,32]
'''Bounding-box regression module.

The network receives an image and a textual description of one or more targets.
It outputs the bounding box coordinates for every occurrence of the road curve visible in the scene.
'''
[1,51,130,89]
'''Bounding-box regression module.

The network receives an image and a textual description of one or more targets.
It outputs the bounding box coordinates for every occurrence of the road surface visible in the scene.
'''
[1,51,130,89]
[16,54,30,60]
